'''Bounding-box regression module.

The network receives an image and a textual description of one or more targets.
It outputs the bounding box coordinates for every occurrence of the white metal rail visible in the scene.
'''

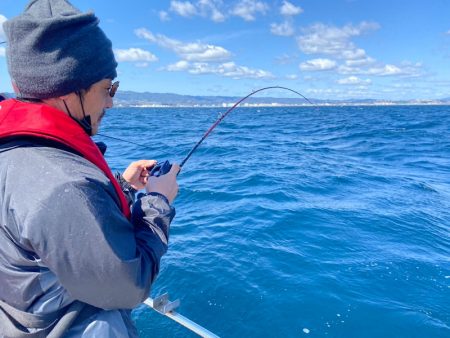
[144,294,220,338]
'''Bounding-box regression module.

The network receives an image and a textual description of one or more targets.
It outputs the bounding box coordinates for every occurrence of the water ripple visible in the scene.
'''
[98,105,450,337]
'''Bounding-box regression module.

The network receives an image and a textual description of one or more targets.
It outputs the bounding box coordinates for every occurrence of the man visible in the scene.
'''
[0,0,179,336]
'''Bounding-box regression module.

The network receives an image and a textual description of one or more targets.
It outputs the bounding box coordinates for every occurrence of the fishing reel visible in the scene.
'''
[149,160,172,177]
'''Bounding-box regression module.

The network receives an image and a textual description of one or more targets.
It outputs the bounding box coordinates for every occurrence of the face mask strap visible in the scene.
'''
[62,93,93,136]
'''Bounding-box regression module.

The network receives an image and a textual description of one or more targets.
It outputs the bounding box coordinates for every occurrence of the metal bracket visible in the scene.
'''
[152,293,180,314]
[144,295,219,337]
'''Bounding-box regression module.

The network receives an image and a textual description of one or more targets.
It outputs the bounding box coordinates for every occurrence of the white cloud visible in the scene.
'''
[211,10,226,22]
[167,60,191,71]
[135,28,155,41]
[341,48,367,60]
[270,21,294,36]
[286,74,298,80]
[337,64,360,75]
[337,76,371,85]
[198,0,226,22]
[345,57,375,67]
[135,28,232,62]
[0,47,5,57]
[166,0,276,22]
[280,1,303,16]
[182,44,230,62]
[300,58,337,71]
[339,61,422,77]
[114,48,158,63]
[0,14,7,41]
[296,21,422,80]
[135,26,273,80]
[165,60,273,79]
[366,64,403,76]
[231,0,269,21]
[159,11,170,21]
[167,0,226,22]
[218,62,273,78]
[170,1,197,17]
[446,30,450,35]
[305,88,343,96]
[275,53,298,64]
[297,22,379,59]
[210,9,226,22]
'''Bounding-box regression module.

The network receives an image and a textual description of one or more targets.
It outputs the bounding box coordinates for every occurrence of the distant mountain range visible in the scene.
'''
[3,91,450,107]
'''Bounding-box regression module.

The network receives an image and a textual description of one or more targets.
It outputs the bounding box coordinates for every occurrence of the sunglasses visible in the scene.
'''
[109,81,119,97]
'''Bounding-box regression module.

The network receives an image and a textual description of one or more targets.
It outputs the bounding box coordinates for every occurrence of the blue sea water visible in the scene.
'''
[96,105,450,337]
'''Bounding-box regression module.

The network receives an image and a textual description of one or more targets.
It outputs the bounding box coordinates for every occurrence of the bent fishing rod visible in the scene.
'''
[98,86,315,175]
[98,86,314,336]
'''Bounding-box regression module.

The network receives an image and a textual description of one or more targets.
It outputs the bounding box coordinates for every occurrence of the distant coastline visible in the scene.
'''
[101,91,450,108]
[116,101,450,108]
[3,91,450,107]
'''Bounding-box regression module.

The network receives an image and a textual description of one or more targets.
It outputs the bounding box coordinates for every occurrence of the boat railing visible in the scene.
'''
[144,294,220,338]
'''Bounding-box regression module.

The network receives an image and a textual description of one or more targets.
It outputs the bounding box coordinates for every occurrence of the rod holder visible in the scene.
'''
[144,295,220,338]
[152,293,180,314]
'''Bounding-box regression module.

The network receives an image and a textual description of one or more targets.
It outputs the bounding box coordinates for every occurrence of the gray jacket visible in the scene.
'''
[0,137,175,337]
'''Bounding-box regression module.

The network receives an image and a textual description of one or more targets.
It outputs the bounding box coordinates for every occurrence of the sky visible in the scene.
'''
[1,0,450,100]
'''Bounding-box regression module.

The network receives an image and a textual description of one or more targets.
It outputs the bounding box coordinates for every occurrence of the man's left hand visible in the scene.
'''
[122,160,157,190]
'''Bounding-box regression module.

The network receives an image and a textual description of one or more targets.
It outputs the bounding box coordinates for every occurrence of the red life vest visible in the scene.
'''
[0,99,131,219]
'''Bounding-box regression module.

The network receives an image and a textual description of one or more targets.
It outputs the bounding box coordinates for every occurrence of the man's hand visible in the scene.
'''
[146,163,180,204]
[122,160,157,190]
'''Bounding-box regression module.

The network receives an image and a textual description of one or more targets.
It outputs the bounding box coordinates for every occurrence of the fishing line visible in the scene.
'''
[179,86,313,168]
[96,132,154,150]
[98,86,314,173]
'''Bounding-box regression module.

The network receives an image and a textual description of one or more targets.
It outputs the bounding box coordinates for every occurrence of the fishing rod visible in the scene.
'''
[179,86,313,169]
[99,86,314,176]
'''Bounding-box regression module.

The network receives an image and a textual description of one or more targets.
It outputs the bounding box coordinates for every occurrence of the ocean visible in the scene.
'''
[95,105,450,337]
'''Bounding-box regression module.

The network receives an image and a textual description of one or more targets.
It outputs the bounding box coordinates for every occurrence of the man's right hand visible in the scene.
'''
[145,163,180,204]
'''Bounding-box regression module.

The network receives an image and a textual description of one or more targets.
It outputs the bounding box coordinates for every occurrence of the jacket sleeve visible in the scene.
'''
[23,176,175,310]
[114,171,137,206]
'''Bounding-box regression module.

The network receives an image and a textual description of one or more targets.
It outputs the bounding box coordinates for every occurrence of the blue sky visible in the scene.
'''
[1,0,450,100]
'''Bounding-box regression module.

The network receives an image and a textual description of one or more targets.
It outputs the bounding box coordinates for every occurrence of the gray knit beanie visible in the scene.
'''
[3,0,117,99]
